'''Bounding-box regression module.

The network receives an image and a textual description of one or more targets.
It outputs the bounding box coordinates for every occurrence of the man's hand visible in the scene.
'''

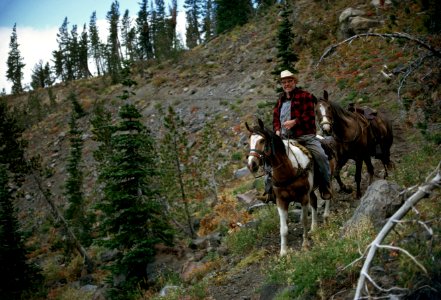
[282,119,297,130]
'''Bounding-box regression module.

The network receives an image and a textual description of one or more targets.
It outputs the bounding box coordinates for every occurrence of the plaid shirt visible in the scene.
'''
[273,88,317,138]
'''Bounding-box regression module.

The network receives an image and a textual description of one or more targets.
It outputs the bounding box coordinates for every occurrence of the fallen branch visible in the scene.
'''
[316,32,441,68]
[29,161,95,273]
[353,161,441,300]
[397,53,434,103]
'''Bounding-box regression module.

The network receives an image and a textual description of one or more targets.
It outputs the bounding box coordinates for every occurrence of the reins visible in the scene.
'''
[267,134,312,188]
[319,105,369,144]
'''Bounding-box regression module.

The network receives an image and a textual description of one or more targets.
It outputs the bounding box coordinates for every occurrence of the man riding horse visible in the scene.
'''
[266,70,332,201]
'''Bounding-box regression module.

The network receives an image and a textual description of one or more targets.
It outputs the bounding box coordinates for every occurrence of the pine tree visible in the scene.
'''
[106,1,123,83]
[96,65,173,298]
[136,0,153,60]
[168,0,181,54]
[31,60,53,90]
[214,0,254,34]
[121,9,136,61]
[69,24,80,80]
[91,102,114,164]
[64,91,90,246]
[198,120,223,203]
[53,17,71,81]
[201,0,215,42]
[273,4,298,78]
[6,23,25,95]
[89,11,104,76]
[152,0,169,59]
[79,24,92,78]
[0,165,42,299]
[0,101,41,299]
[158,105,196,238]
[0,100,28,175]
[185,0,202,48]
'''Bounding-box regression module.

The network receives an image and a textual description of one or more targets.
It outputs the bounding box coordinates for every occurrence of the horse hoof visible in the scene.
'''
[280,247,288,256]
[302,241,310,250]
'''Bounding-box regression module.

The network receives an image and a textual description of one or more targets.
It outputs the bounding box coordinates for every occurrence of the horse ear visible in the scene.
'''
[323,90,329,102]
[245,122,252,133]
[258,118,265,130]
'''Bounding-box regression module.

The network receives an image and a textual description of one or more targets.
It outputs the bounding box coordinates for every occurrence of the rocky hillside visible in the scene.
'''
[3,0,441,299]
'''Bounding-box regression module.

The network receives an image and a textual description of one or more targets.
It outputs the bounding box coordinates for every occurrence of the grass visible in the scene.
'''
[265,216,376,299]
[391,137,441,187]
[225,206,279,256]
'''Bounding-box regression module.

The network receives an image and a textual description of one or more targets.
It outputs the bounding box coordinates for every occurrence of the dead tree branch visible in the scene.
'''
[29,163,95,273]
[316,32,441,68]
[397,53,434,102]
[353,161,441,300]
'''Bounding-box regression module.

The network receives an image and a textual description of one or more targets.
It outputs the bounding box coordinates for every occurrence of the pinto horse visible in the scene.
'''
[315,90,393,198]
[246,119,333,256]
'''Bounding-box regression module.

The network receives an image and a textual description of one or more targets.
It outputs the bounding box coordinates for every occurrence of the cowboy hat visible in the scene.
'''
[280,70,295,79]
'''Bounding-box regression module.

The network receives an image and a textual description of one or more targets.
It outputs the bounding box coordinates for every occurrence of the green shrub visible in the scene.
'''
[337,79,348,90]
[58,287,94,300]
[266,216,375,299]
[231,152,243,161]
[225,206,278,256]
[391,140,441,186]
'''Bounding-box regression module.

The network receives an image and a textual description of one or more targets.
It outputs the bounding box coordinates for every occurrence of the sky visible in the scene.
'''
[0,0,186,94]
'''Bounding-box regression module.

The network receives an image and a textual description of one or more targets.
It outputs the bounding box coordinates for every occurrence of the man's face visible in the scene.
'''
[281,77,296,93]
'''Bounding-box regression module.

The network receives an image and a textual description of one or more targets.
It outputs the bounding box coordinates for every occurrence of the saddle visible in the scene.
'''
[347,103,383,157]
[347,103,377,120]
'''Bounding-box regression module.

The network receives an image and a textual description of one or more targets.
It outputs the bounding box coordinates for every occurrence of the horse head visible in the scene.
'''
[315,90,333,135]
[245,118,273,173]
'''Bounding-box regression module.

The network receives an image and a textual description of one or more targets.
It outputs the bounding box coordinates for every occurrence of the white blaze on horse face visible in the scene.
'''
[247,134,263,172]
[318,103,331,132]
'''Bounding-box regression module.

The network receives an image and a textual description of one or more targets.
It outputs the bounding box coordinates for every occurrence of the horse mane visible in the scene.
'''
[328,100,364,135]
[251,124,288,156]
[269,130,287,156]
[329,100,354,121]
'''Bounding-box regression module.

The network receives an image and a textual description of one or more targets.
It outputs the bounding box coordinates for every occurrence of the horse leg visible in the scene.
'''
[335,159,352,194]
[301,203,310,249]
[309,192,318,232]
[364,157,375,185]
[314,189,331,219]
[277,201,289,256]
[354,159,363,199]
[381,144,393,179]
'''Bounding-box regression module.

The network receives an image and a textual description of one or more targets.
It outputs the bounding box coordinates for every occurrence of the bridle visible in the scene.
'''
[248,148,265,160]
[318,114,333,131]
[248,133,310,185]
[247,133,275,178]
[316,101,333,133]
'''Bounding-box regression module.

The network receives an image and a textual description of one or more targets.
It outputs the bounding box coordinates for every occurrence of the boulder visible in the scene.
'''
[339,7,365,23]
[338,7,383,38]
[234,166,250,179]
[350,16,383,34]
[159,285,181,297]
[343,180,402,231]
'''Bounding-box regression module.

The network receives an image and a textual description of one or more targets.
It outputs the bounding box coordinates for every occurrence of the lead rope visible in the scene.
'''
[285,132,301,168]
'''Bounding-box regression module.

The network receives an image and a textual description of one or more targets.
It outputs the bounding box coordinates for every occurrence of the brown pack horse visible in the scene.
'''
[246,119,335,256]
[315,91,394,198]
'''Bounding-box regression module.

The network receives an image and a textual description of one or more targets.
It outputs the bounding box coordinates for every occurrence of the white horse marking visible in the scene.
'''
[318,103,332,133]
